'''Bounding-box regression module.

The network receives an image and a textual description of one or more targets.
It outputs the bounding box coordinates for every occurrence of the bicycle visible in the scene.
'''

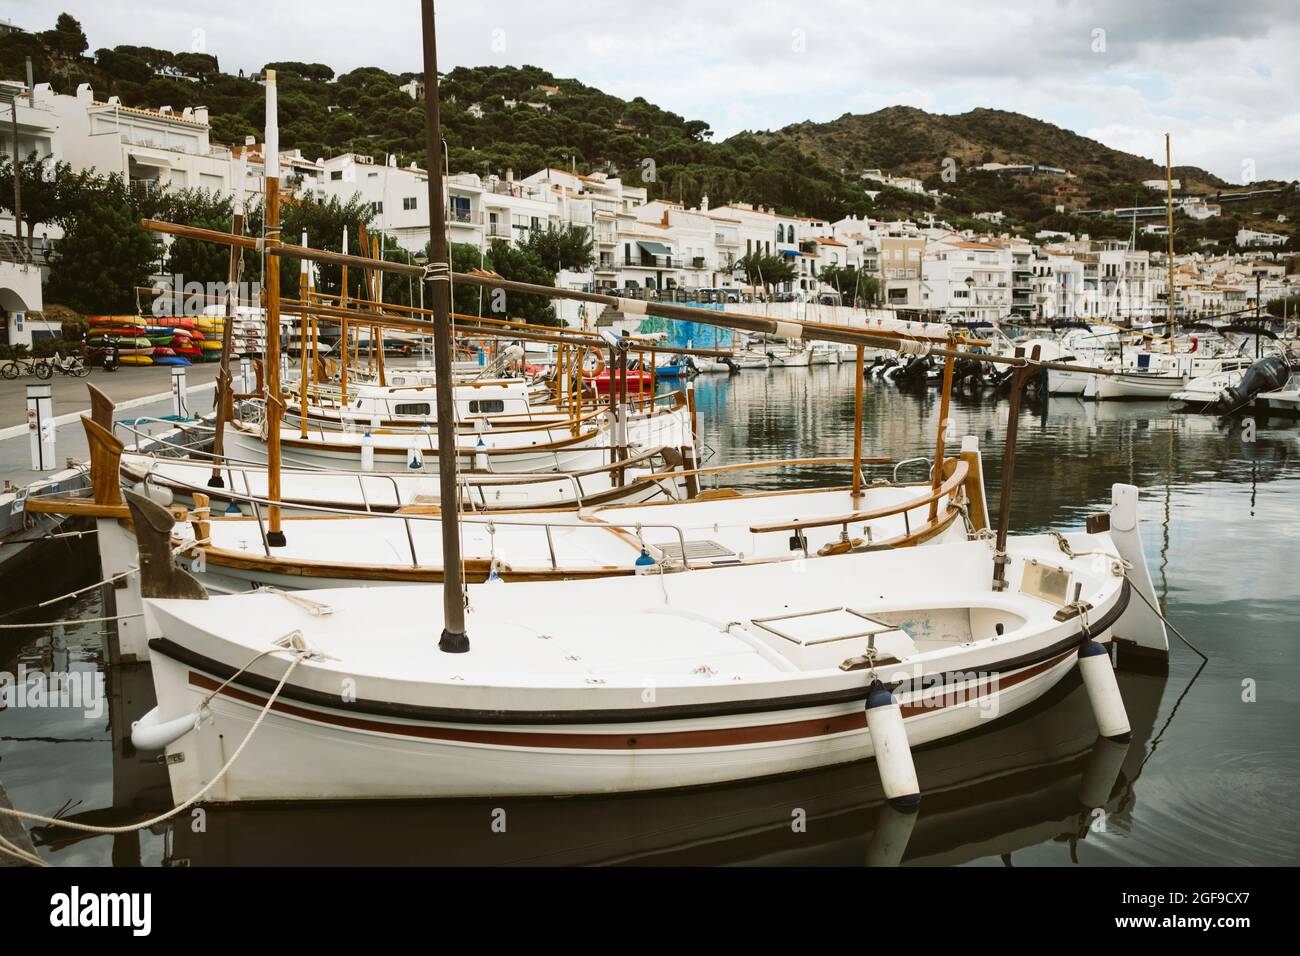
[1,355,53,380]
[49,352,91,378]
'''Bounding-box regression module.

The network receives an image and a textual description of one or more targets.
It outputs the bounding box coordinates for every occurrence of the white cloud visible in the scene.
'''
[5,0,1296,180]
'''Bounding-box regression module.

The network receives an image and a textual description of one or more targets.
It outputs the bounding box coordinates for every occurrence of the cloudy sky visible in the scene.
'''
[6,0,1298,182]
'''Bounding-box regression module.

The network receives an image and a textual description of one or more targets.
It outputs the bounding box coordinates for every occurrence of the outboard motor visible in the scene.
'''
[1215,355,1290,414]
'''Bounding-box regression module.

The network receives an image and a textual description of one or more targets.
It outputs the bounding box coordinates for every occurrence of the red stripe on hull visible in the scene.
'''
[187,648,1075,750]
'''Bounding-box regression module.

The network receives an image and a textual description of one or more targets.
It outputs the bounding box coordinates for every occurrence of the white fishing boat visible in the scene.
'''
[161,450,976,591]
[132,482,1165,803]
[221,401,692,474]
[768,346,812,368]
[120,445,686,513]
[732,350,771,369]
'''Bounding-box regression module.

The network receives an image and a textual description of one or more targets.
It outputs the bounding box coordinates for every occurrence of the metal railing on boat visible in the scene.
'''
[157,456,959,573]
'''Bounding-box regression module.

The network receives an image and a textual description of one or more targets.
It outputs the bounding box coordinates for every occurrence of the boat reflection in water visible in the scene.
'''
[131,668,1164,867]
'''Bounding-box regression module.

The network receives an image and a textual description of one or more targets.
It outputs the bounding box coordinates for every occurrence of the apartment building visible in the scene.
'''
[921,236,1012,322]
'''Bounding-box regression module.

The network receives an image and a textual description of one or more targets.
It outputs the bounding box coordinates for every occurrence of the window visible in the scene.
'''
[468,399,505,414]
[404,196,418,211]
[330,170,343,181]
[371,201,384,214]
[393,402,431,416]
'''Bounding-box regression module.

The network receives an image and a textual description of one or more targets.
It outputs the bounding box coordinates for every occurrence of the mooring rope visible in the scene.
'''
[1047,530,1208,660]
[0,566,139,625]
[0,638,310,849]
[0,831,46,867]
[0,611,142,631]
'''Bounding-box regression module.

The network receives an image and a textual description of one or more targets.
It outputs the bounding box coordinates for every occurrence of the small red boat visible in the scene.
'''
[584,368,654,395]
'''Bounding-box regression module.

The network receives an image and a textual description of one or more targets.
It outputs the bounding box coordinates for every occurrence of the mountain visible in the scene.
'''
[758,106,1227,195]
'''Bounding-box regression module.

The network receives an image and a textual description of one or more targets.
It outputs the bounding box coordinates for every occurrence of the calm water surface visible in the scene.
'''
[2,365,1297,865]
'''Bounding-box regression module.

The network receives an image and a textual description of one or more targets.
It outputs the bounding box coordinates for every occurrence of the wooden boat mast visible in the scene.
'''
[1164,133,1176,355]
[421,0,469,652]
[851,345,864,500]
[207,154,246,488]
[298,232,310,439]
[928,341,956,521]
[340,227,349,399]
[262,70,286,547]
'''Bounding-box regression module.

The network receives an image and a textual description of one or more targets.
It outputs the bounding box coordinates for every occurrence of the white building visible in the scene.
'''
[1237,228,1288,248]
[921,236,1012,322]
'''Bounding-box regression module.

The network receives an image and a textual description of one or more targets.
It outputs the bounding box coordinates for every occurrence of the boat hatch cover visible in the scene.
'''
[655,539,740,565]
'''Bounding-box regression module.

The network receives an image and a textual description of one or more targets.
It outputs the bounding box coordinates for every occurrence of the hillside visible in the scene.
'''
[762,106,1226,194]
[2,12,1295,252]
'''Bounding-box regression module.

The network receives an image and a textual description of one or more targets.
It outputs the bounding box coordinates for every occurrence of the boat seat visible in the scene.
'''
[745,607,916,671]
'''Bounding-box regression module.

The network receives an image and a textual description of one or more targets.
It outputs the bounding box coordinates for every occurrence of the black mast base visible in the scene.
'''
[439,629,470,653]
[266,531,287,548]
[206,475,226,488]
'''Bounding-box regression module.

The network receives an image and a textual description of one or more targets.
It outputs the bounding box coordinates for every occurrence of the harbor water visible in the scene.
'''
[2,364,1297,865]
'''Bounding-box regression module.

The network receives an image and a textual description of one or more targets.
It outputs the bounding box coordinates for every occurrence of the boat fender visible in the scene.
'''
[144,482,174,508]
[1077,640,1131,742]
[865,679,920,810]
[634,548,657,574]
[130,705,198,751]
[224,501,242,516]
[407,439,424,471]
[474,436,488,470]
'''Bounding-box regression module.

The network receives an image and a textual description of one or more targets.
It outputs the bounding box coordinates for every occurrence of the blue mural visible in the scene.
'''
[637,303,733,350]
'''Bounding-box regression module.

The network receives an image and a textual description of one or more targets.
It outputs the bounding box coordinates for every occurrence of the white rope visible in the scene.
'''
[0,566,140,627]
[37,566,138,609]
[0,831,46,867]
[0,641,309,839]
[0,611,142,631]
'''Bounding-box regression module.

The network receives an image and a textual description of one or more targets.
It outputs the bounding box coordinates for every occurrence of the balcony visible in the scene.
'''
[714,232,739,246]
[692,257,706,269]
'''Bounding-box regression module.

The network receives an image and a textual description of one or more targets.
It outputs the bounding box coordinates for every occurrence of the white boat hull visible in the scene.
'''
[145,642,1083,800]
[138,512,1152,803]
[1095,371,1186,401]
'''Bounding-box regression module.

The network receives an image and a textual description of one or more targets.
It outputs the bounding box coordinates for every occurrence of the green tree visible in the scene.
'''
[735,252,795,295]
[41,13,88,58]
[523,223,593,272]
[161,188,236,287]
[45,173,158,314]
[0,154,68,249]
[482,239,557,325]
[819,264,880,306]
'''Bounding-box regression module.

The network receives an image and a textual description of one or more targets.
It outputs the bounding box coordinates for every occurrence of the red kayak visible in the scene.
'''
[584,369,654,394]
